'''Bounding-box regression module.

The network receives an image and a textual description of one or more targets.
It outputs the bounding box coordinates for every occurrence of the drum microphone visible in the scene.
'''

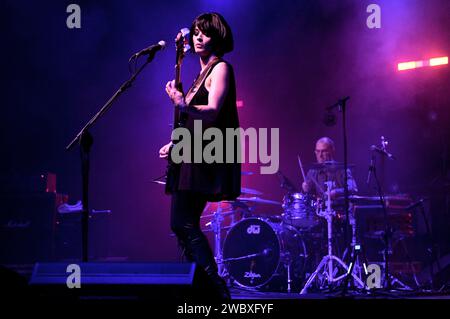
[132,40,166,58]
[370,145,396,160]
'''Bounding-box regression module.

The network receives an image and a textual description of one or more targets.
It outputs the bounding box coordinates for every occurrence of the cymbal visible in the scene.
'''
[234,196,281,206]
[221,200,253,211]
[309,161,355,170]
[201,210,242,219]
[241,187,263,196]
[203,224,234,232]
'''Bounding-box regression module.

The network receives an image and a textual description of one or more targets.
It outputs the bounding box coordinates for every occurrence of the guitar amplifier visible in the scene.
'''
[0,172,70,264]
[0,192,59,264]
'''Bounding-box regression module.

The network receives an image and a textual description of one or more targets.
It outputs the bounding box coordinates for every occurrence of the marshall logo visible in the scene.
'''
[4,220,32,229]
[247,225,261,234]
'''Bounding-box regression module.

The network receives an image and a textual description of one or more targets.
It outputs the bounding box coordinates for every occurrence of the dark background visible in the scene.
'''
[1,0,449,263]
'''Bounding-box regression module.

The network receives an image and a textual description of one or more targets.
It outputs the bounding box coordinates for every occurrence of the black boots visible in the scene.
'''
[205,267,231,301]
[178,236,231,301]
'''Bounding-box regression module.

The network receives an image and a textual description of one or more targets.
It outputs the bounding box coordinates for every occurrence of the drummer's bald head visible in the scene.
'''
[316,137,335,151]
[315,137,335,163]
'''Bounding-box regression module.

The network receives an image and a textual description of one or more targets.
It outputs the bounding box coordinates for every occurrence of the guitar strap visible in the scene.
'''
[185,56,222,105]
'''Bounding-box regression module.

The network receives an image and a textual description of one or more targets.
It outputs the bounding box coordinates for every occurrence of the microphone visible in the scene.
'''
[370,145,396,160]
[133,40,166,58]
[323,96,349,126]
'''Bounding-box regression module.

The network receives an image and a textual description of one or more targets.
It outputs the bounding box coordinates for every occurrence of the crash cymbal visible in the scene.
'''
[310,161,355,170]
[241,187,263,196]
[234,196,281,206]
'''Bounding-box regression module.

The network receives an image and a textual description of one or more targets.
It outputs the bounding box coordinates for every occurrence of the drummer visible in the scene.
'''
[302,137,358,199]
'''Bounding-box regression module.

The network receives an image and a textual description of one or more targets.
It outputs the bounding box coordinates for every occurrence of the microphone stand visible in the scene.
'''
[328,97,351,253]
[66,51,159,262]
[368,151,391,290]
[329,97,358,295]
[407,198,440,290]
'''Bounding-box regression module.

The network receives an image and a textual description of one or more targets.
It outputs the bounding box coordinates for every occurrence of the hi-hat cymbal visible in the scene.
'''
[241,187,263,196]
[310,161,355,170]
[234,196,281,206]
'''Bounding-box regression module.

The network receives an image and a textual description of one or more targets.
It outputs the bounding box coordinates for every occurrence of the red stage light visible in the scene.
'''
[429,56,448,67]
[398,56,448,71]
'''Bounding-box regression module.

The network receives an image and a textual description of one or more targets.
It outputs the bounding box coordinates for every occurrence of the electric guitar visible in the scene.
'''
[165,28,190,193]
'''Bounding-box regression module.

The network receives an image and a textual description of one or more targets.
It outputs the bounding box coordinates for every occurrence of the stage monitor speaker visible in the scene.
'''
[29,262,205,302]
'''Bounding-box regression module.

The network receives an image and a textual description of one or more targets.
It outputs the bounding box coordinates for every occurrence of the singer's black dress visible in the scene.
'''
[172,59,241,202]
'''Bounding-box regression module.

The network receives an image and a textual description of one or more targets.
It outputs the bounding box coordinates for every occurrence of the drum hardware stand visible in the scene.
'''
[339,244,370,295]
[338,206,368,294]
[301,182,365,294]
[206,203,228,278]
[205,201,252,278]
[280,251,294,293]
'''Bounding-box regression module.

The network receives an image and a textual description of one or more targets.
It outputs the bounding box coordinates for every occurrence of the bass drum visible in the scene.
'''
[222,217,307,291]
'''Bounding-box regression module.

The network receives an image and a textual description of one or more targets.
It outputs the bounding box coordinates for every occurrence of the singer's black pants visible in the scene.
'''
[170,191,229,299]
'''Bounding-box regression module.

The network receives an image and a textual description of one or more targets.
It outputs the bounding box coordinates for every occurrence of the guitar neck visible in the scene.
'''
[173,62,182,129]
[174,64,182,89]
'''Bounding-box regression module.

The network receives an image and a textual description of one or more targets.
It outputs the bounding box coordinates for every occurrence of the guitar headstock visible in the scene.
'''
[175,28,191,64]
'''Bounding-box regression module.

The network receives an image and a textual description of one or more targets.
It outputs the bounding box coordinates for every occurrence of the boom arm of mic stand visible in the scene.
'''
[65,53,158,262]
[66,53,157,151]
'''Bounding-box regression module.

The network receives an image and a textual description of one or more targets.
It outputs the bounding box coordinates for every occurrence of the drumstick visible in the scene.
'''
[297,155,307,182]
[298,154,325,194]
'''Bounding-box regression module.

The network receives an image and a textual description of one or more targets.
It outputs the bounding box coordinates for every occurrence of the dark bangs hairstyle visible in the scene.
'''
[189,12,234,57]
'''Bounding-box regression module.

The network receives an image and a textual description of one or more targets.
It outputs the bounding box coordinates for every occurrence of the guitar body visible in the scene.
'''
[165,146,180,194]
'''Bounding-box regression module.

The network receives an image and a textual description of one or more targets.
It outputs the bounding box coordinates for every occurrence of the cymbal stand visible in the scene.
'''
[301,181,364,294]
[207,204,228,277]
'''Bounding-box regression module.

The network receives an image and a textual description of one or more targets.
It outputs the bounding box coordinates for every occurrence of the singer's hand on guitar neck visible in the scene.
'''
[165,80,186,108]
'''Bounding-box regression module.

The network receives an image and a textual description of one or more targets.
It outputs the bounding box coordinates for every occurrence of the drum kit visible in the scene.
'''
[201,166,413,294]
